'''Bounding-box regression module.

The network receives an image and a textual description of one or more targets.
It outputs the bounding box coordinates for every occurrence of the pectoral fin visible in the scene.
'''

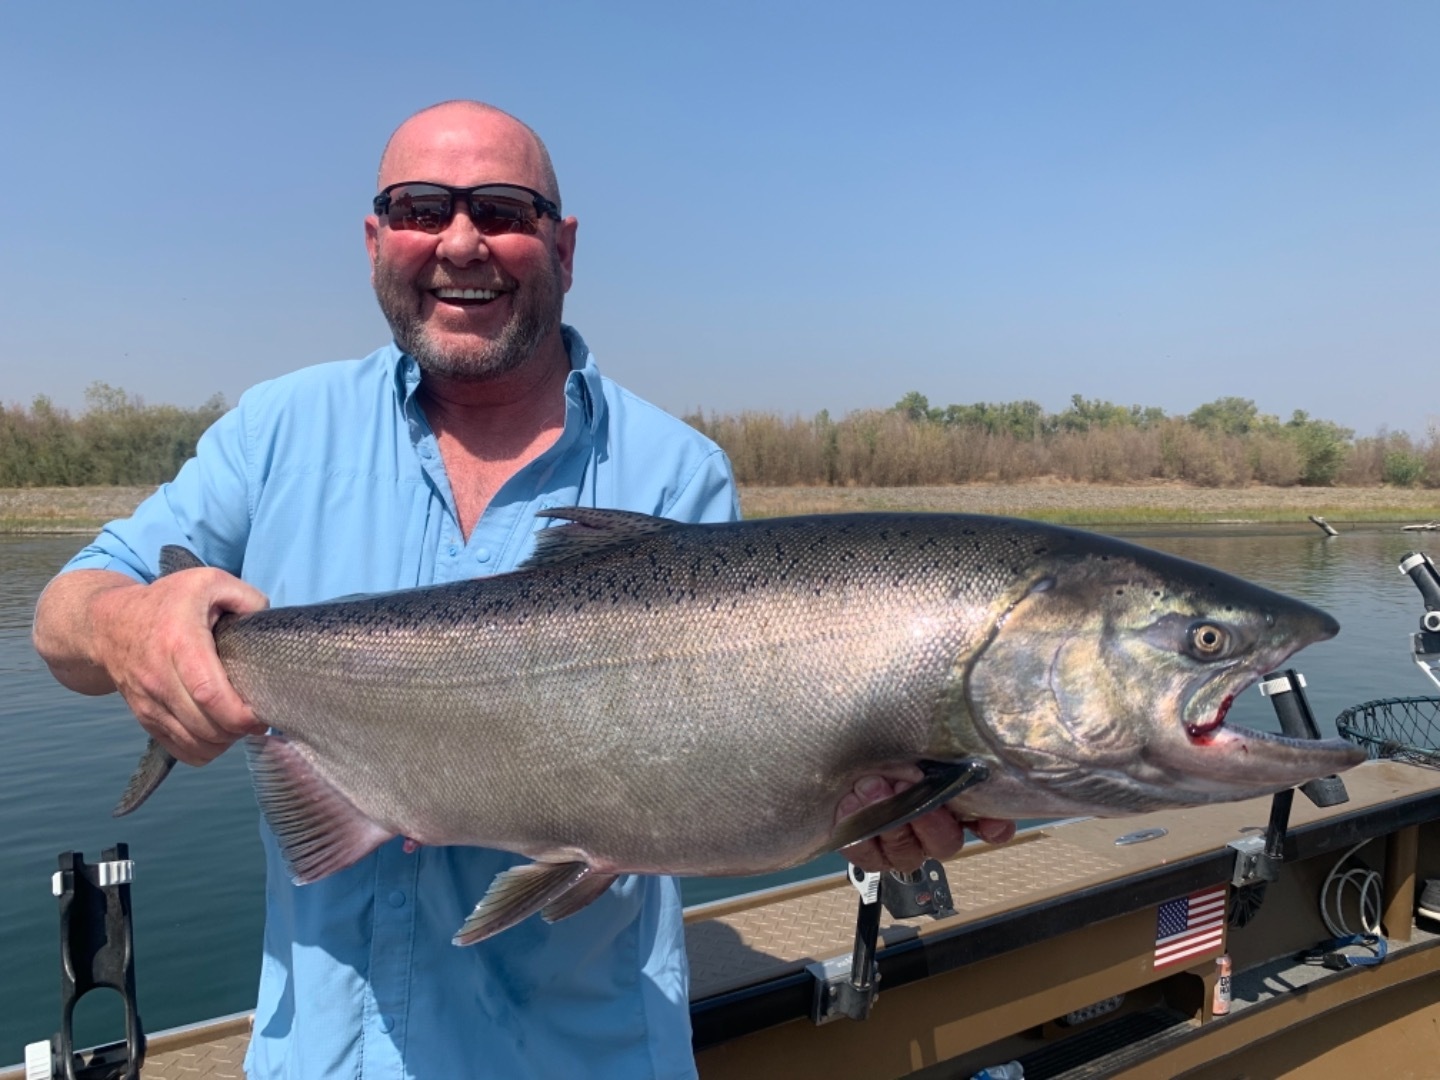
[246,734,394,884]
[829,758,991,849]
[455,861,592,945]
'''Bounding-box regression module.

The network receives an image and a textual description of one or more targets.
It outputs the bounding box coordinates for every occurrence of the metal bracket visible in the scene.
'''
[880,859,956,920]
[1409,633,1440,694]
[1228,834,1281,888]
[807,952,878,1025]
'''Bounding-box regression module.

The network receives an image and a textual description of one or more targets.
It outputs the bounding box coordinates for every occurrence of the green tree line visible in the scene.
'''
[1,386,1432,490]
[686,393,1438,489]
[0,384,226,487]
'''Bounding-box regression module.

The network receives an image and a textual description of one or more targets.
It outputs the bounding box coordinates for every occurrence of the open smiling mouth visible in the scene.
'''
[431,287,507,306]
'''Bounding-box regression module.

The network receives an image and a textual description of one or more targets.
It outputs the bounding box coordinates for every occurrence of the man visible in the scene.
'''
[34,101,1010,1078]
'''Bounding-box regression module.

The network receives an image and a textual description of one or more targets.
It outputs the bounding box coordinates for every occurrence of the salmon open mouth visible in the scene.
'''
[1180,630,1324,746]
[1186,692,1235,741]
[1181,656,1282,745]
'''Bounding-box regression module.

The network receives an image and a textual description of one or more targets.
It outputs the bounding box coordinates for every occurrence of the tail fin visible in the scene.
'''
[113,738,177,817]
[111,547,212,816]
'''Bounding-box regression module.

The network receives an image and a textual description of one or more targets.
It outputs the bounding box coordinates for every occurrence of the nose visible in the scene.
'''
[433,198,490,267]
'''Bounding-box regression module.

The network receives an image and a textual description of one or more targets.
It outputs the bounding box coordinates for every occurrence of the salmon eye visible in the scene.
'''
[1189,622,1229,658]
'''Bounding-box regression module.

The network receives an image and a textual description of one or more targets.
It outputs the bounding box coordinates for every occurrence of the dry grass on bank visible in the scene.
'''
[4,482,1440,535]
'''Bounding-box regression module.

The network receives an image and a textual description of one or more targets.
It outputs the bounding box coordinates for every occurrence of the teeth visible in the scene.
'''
[434,288,501,301]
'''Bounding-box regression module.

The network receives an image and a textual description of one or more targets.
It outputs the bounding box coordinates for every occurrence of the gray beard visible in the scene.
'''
[373,255,564,382]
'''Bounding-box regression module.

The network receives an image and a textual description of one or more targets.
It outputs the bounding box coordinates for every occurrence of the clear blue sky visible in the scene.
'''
[3,1,1437,436]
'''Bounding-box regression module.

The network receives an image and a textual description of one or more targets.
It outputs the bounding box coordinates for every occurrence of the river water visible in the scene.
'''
[3,524,1438,1062]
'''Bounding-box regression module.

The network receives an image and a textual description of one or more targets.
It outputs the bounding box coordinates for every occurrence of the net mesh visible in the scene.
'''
[1336,697,1440,767]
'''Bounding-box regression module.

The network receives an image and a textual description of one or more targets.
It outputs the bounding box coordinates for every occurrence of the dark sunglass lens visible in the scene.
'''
[388,189,452,232]
[468,198,538,236]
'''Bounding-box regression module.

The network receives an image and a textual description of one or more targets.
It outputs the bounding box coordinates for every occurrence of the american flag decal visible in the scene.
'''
[1153,885,1227,969]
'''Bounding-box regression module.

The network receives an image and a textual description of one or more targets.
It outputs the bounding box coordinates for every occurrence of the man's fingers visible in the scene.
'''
[92,565,269,767]
[967,817,1017,845]
[863,779,923,872]
[837,776,926,873]
[206,575,270,622]
[838,774,1019,874]
[908,804,968,863]
[124,686,230,766]
[874,824,926,874]
[840,838,888,874]
[174,647,259,737]
[837,779,896,872]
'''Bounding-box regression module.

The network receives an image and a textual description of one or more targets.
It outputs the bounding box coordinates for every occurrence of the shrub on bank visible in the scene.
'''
[0,384,225,488]
[0,387,1423,491]
[688,394,1424,489]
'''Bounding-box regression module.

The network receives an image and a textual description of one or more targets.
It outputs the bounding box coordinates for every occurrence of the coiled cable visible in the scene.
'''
[1319,838,1383,938]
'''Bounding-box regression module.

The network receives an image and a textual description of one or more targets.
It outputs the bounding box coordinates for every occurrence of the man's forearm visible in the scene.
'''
[32,569,138,695]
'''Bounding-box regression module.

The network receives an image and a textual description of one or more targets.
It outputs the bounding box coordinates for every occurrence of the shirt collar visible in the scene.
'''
[391,325,602,435]
[560,325,603,435]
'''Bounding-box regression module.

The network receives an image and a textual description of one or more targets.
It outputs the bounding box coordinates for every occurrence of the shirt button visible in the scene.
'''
[475,548,490,563]
[389,890,406,908]
[378,1014,395,1033]
[447,544,459,557]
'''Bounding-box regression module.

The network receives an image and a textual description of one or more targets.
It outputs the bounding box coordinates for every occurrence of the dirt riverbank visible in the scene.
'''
[0,486,156,533]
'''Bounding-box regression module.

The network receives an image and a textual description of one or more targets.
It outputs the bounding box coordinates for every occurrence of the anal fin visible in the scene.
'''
[245,735,394,884]
[541,872,619,924]
[830,758,991,849]
[454,861,591,946]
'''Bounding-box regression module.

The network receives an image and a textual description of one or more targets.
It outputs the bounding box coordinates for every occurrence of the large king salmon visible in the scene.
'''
[115,509,1364,943]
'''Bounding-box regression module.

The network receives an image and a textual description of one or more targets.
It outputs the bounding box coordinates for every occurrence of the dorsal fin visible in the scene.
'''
[523,507,681,568]
[159,544,206,576]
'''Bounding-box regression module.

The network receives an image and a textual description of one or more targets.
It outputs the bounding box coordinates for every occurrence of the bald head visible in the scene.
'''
[365,100,577,387]
[378,101,561,207]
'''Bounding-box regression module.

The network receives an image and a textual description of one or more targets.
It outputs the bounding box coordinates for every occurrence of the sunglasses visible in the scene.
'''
[372,182,562,236]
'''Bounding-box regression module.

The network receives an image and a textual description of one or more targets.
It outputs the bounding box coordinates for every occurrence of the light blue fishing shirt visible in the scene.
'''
[62,327,739,1079]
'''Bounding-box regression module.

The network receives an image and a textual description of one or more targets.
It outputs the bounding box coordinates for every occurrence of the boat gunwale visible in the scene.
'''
[691,770,1440,1049]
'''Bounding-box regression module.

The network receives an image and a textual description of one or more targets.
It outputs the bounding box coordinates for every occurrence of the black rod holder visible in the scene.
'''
[1259,669,1350,808]
[1264,789,1295,862]
[1232,669,1350,905]
[848,882,882,1000]
[808,866,882,1023]
[1400,552,1440,636]
[28,845,146,1080]
[1401,551,1440,612]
